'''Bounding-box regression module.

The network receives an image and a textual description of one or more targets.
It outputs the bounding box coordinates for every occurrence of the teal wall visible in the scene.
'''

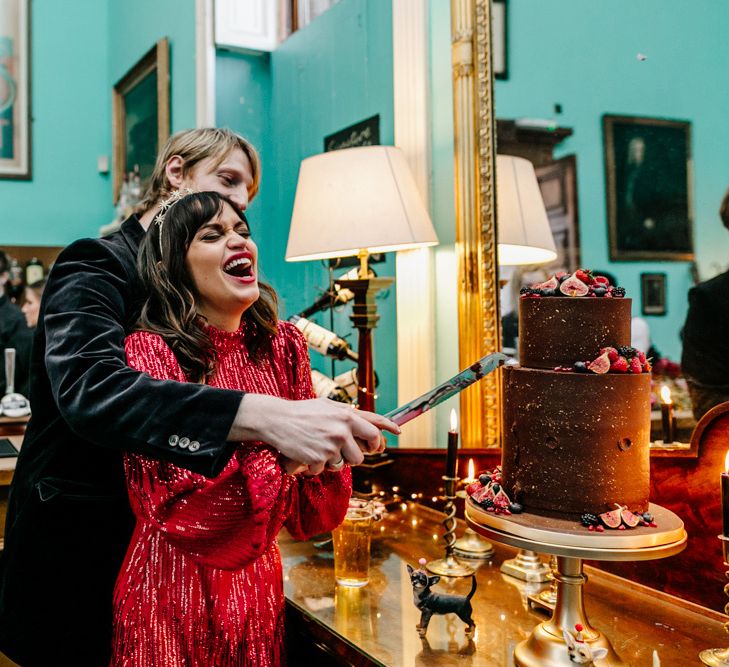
[0,0,199,246]
[493,0,729,361]
[215,0,398,418]
[108,0,197,133]
[215,50,271,272]
[0,0,111,245]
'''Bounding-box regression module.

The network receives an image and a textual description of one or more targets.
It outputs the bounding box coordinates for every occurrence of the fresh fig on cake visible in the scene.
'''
[471,485,494,504]
[599,508,623,529]
[621,509,642,528]
[493,489,511,508]
[466,481,481,496]
[535,276,559,291]
[588,351,611,374]
[559,272,589,297]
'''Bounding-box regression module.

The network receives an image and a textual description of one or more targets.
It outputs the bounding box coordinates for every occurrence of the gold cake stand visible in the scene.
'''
[465,501,687,667]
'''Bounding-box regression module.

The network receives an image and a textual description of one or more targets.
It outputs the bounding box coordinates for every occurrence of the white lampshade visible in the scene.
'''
[286,146,438,262]
[497,154,557,265]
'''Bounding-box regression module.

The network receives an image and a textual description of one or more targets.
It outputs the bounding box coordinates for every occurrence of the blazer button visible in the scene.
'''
[168,435,179,447]
[188,441,200,452]
[179,437,191,449]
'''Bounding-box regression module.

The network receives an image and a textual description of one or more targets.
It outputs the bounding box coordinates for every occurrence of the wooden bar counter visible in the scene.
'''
[281,502,726,666]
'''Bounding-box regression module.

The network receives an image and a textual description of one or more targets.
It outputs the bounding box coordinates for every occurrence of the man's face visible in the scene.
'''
[180,147,254,212]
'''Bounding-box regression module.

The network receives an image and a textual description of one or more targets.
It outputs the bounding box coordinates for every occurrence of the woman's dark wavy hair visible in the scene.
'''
[136,191,278,382]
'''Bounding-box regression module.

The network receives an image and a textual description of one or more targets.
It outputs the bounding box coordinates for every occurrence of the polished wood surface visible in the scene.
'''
[281,502,724,666]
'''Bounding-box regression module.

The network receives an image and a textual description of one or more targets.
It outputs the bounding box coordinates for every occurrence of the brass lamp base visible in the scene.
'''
[425,554,475,578]
[700,648,729,666]
[453,528,495,559]
[500,549,551,582]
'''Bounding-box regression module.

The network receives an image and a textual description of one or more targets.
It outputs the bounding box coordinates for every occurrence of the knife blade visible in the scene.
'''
[384,352,509,427]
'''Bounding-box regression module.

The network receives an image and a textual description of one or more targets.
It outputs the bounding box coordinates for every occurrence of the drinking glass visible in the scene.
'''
[332,506,373,587]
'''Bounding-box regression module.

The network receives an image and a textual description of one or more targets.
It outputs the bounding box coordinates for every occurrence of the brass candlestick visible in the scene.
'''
[699,536,729,666]
[501,549,551,582]
[528,555,558,613]
[426,476,475,577]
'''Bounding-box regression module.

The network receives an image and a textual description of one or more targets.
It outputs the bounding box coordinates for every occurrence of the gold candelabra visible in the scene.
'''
[699,536,729,666]
[426,476,475,577]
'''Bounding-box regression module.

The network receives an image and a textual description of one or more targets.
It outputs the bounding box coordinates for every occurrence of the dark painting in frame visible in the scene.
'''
[604,114,693,261]
[641,272,667,316]
[112,38,170,202]
[0,0,31,180]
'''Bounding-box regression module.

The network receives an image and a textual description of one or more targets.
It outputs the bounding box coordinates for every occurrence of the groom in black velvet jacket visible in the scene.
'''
[0,128,397,666]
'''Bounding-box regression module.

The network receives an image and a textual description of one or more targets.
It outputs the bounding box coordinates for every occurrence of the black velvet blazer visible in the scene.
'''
[681,269,729,388]
[0,217,243,666]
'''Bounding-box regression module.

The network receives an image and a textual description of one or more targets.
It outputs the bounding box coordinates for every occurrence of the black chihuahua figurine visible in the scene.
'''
[407,559,477,638]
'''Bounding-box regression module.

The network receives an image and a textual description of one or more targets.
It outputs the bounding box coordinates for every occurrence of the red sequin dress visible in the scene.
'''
[111,322,352,666]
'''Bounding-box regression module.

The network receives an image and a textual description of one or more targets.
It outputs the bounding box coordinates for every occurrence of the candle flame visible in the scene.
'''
[467,458,475,481]
[660,385,672,404]
[449,408,458,432]
[725,450,729,474]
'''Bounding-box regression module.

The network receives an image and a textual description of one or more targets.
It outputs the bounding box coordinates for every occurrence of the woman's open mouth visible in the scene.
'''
[223,255,256,283]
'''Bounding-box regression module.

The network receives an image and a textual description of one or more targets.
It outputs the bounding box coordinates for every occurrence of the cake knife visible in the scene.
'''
[384,351,509,426]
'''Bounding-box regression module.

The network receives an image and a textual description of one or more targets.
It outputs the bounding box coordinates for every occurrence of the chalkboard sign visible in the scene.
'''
[324,115,380,152]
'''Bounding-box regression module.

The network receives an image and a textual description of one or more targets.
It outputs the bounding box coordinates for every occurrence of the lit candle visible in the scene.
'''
[462,458,476,485]
[446,409,459,480]
[722,451,729,541]
[660,385,674,444]
[652,650,660,667]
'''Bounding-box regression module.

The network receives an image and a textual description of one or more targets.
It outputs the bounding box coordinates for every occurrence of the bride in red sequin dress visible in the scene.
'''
[111,191,352,666]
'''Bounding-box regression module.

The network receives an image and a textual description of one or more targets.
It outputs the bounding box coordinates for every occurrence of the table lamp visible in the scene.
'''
[286,145,438,412]
[497,154,557,266]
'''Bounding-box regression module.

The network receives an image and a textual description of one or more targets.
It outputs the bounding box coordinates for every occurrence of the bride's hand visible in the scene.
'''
[282,457,309,475]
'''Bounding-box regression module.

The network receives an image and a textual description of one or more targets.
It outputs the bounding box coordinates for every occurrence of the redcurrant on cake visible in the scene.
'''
[497,270,652,526]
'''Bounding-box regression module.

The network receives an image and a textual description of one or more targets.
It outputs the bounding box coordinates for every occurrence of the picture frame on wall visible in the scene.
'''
[604,114,693,262]
[0,0,31,180]
[492,0,508,80]
[112,38,170,202]
[641,272,667,316]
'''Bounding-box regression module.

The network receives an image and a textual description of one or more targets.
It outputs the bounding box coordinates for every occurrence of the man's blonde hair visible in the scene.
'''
[137,128,261,213]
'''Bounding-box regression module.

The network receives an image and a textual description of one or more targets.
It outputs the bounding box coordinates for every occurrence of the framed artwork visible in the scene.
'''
[0,0,31,180]
[641,272,667,316]
[112,38,170,202]
[603,114,693,261]
[492,0,508,80]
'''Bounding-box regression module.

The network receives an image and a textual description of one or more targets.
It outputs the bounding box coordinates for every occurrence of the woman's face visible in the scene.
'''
[185,201,259,331]
[181,148,254,212]
[22,288,41,328]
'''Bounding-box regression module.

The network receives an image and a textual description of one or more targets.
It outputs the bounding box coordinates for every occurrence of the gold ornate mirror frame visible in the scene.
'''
[452,0,502,448]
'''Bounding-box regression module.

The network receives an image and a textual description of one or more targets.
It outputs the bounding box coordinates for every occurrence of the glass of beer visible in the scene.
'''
[332,506,373,587]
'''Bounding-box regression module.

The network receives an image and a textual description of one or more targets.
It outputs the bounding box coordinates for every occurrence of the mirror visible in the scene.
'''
[489,2,729,439]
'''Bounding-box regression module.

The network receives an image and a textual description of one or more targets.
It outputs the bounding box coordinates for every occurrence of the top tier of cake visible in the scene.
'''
[519,297,632,369]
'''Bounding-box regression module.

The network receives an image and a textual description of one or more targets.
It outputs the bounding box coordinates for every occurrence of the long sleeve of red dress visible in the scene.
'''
[112,322,351,666]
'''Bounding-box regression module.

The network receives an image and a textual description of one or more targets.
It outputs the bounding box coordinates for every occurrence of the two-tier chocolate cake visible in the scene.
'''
[468,270,654,529]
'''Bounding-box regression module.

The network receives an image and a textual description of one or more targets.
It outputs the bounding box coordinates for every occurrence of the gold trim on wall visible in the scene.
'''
[112,38,170,202]
[451,0,501,448]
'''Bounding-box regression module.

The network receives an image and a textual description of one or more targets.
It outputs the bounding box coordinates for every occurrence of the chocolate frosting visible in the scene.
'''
[501,366,650,518]
[519,297,632,369]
